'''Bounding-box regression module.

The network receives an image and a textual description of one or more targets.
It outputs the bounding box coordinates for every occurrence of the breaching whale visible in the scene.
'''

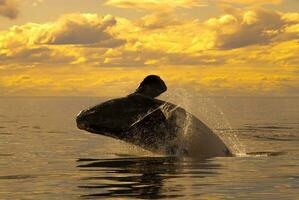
[76,75,231,158]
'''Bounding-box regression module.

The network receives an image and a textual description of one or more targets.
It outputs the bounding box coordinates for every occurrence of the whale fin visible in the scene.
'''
[134,75,167,98]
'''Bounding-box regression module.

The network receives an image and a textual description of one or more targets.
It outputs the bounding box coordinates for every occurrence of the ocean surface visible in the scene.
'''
[0,96,298,199]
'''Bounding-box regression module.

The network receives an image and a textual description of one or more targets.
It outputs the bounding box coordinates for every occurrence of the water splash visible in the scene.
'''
[206,98,246,156]
[162,87,246,156]
[160,88,194,155]
[130,106,162,128]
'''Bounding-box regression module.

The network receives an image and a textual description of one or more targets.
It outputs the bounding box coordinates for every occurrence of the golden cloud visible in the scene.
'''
[137,12,181,29]
[105,0,282,11]
[0,0,19,19]
[0,7,299,96]
[1,8,299,68]
[36,14,125,47]
[219,0,282,5]
[205,8,292,49]
[105,0,205,10]
[0,13,127,65]
[1,8,299,67]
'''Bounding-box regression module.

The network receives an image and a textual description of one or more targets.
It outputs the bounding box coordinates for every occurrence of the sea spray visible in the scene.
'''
[161,88,197,155]
[162,87,246,156]
[205,97,246,156]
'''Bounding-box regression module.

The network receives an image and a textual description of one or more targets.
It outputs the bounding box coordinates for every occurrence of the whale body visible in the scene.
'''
[76,75,231,158]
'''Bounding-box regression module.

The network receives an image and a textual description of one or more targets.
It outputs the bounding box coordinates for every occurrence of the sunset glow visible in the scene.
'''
[0,0,298,96]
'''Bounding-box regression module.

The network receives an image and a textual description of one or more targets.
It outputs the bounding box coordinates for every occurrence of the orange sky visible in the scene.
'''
[0,0,298,96]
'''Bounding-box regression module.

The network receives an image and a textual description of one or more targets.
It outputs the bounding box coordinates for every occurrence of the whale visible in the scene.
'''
[76,75,231,158]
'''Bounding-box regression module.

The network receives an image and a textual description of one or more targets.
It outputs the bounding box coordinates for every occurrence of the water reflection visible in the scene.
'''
[77,156,221,199]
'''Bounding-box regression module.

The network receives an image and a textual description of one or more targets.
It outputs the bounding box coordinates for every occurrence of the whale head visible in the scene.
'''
[76,75,167,139]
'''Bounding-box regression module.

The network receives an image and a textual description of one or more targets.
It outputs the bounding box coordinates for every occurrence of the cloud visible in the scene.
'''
[99,47,225,67]
[137,12,180,29]
[205,8,299,49]
[105,0,205,10]
[104,0,282,11]
[218,0,282,5]
[0,4,298,96]
[36,14,126,47]
[0,46,77,65]
[32,0,43,7]
[0,13,127,65]
[0,0,19,19]
[0,8,299,71]
[282,12,299,23]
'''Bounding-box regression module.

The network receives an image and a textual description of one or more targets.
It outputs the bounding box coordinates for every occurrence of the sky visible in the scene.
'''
[0,0,298,97]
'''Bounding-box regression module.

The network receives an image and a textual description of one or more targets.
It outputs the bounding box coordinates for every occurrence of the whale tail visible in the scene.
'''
[134,75,167,98]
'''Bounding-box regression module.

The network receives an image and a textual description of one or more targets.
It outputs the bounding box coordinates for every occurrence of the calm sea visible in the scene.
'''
[0,96,298,199]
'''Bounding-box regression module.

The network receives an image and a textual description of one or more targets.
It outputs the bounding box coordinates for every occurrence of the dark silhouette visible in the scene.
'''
[76,75,231,158]
[134,75,167,98]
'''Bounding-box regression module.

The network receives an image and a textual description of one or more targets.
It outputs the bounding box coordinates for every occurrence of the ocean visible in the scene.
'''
[0,96,298,199]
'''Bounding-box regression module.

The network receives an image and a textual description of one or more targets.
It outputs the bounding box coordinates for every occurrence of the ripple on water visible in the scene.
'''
[236,151,287,157]
[253,135,299,141]
[77,157,220,199]
[218,127,293,134]
[0,154,13,157]
[0,175,36,180]
[0,132,12,135]
[244,124,293,130]
[4,120,18,124]
[47,130,68,134]
[17,125,29,130]
[218,123,299,143]
[32,126,41,129]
